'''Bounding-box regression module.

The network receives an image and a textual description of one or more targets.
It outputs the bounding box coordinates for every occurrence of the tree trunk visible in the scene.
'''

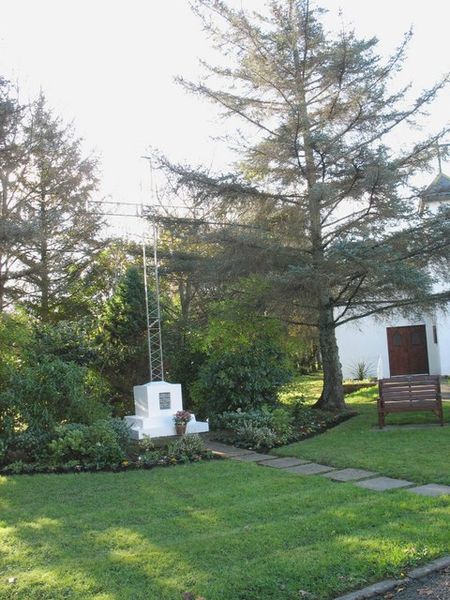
[39,195,50,322]
[314,306,346,411]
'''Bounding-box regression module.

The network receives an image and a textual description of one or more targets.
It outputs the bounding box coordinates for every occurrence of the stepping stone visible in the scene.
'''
[355,476,413,491]
[284,462,335,475]
[258,457,311,468]
[231,453,275,462]
[406,484,450,497]
[322,468,377,482]
[205,443,254,456]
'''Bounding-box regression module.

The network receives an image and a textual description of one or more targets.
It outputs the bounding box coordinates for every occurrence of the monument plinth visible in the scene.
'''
[124,381,209,439]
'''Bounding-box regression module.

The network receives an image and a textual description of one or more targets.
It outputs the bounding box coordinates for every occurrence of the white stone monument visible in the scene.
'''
[124,381,209,439]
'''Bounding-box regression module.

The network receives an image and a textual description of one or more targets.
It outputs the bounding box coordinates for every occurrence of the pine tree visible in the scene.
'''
[15,94,103,321]
[0,77,33,311]
[155,0,450,409]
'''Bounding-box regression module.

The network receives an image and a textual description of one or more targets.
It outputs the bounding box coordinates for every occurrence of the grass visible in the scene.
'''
[279,373,325,404]
[1,461,449,600]
[276,375,450,484]
[1,374,448,599]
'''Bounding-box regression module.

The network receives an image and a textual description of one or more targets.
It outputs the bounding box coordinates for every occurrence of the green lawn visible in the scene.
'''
[276,377,450,485]
[1,461,449,600]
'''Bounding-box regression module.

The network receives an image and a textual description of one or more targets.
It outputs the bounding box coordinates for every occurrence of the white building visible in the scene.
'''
[336,172,450,379]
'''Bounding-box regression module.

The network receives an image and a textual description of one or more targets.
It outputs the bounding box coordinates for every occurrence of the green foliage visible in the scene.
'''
[234,422,277,450]
[193,339,292,415]
[163,324,205,410]
[191,304,292,416]
[213,401,347,449]
[156,0,450,411]
[166,434,208,463]
[98,265,162,412]
[212,409,273,431]
[0,313,111,443]
[139,449,163,467]
[138,437,156,453]
[1,355,109,434]
[107,418,133,452]
[214,406,294,449]
[32,319,99,366]
[6,429,55,463]
[48,420,128,466]
[350,360,375,381]
[270,407,294,443]
[17,94,102,322]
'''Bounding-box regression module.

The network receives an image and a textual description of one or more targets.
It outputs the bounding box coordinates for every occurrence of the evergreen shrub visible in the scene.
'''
[193,340,292,415]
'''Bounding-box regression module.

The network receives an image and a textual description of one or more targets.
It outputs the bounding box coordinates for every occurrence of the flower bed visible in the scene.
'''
[0,419,213,476]
[211,406,356,452]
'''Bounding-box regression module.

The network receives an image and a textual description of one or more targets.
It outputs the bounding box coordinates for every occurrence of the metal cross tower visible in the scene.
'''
[86,198,164,382]
[142,222,164,381]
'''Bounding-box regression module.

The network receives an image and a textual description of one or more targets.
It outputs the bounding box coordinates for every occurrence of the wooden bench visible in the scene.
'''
[377,375,444,429]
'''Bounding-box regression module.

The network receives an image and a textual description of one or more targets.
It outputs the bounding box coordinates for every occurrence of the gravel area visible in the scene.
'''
[374,567,450,600]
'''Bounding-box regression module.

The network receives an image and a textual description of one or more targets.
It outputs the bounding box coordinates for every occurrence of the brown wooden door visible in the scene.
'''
[387,325,429,376]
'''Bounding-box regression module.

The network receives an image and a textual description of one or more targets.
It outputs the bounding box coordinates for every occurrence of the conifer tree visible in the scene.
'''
[0,78,32,311]
[15,94,103,321]
[156,0,450,409]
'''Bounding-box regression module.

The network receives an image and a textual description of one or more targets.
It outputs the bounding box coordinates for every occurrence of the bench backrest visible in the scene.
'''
[379,375,441,403]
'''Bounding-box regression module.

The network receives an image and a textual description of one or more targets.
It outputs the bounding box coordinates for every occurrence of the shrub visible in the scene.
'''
[107,418,133,451]
[167,434,208,463]
[234,423,277,450]
[48,420,126,467]
[139,437,156,453]
[212,409,273,431]
[213,407,293,445]
[140,450,163,467]
[350,360,375,381]
[2,460,28,475]
[193,341,292,416]
[289,396,307,422]
[270,407,294,444]
[6,429,55,463]
[0,356,110,434]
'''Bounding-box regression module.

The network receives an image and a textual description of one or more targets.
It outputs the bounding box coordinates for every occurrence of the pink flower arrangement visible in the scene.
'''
[173,410,192,425]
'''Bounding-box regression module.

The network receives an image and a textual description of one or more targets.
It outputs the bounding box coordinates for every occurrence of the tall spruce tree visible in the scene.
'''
[0,78,34,311]
[155,0,450,410]
[15,94,103,321]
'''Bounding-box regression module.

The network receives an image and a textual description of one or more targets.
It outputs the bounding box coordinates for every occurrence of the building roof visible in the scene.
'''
[420,172,450,202]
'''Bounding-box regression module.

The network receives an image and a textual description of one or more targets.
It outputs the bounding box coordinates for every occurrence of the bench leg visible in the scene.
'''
[378,411,385,429]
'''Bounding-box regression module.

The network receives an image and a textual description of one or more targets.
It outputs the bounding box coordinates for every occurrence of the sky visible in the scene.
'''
[0,0,449,220]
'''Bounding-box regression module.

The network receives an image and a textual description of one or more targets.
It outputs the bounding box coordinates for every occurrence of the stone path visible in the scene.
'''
[205,441,450,497]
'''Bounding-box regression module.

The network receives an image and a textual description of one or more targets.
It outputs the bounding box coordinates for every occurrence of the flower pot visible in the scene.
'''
[175,423,187,436]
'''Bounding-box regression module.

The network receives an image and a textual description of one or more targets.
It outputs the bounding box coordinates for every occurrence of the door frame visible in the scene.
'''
[386,324,430,376]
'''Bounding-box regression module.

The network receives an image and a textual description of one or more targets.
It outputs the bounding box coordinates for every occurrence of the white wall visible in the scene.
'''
[336,313,442,379]
[436,309,450,375]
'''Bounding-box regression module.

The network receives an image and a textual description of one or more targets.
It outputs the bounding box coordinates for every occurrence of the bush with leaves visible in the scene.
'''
[234,422,278,450]
[270,407,294,444]
[193,340,292,415]
[213,406,294,449]
[167,434,209,463]
[48,419,129,467]
[1,355,109,434]
[212,409,273,431]
[190,300,293,417]
[4,429,56,464]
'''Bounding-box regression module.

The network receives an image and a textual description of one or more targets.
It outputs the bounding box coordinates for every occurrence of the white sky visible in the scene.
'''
[0,0,449,213]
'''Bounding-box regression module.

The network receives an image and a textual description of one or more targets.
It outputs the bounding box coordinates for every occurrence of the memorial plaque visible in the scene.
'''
[159,392,171,410]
